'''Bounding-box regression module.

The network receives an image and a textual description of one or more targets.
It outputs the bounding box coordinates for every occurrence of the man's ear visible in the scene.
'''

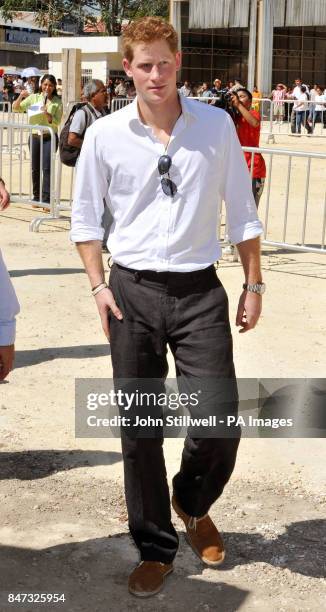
[175,51,182,72]
[122,58,133,78]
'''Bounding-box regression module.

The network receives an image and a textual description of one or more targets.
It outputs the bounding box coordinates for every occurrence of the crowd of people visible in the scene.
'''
[2,67,324,222]
[177,76,326,134]
[0,69,62,103]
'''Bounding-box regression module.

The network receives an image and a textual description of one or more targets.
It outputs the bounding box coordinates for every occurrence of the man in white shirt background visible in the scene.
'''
[290,77,309,133]
[0,178,20,381]
[71,17,264,598]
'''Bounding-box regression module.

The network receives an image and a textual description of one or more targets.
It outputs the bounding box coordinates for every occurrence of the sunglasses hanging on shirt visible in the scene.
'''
[158,154,178,197]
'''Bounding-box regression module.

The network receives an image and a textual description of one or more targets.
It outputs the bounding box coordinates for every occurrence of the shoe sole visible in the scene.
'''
[185,533,225,567]
[172,498,225,568]
[128,567,174,598]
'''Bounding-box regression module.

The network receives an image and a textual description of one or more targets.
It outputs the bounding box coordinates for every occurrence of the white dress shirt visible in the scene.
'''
[315,94,326,111]
[0,248,20,345]
[71,94,263,272]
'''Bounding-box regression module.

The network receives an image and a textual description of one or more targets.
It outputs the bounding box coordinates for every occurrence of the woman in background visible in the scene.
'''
[13,74,63,209]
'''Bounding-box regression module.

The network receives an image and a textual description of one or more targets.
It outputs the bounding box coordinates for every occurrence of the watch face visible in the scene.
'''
[258,283,266,294]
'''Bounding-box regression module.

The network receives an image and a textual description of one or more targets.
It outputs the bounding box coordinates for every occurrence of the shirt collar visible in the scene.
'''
[128,91,198,127]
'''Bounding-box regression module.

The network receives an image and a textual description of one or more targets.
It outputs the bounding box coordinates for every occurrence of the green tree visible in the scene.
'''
[95,1,169,36]
[0,0,96,36]
[0,0,169,36]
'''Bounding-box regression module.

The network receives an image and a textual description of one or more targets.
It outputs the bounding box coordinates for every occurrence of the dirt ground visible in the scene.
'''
[0,132,326,611]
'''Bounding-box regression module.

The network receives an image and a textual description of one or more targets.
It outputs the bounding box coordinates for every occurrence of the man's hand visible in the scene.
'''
[0,345,15,380]
[236,290,262,333]
[94,287,123,340]
[0,182,10,210]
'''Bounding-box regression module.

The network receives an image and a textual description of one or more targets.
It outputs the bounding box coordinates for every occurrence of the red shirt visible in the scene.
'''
[235,110,266,179]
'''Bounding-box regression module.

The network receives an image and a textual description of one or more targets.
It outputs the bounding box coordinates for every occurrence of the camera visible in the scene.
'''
[212,88,233,110]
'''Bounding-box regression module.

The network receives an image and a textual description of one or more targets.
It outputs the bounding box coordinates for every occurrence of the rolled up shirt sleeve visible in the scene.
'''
[221,114,264,245]
[0,249,20,346]
[70,122,109,243]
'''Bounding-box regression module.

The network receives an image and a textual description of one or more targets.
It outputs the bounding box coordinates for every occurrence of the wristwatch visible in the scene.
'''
[243,282,266,295]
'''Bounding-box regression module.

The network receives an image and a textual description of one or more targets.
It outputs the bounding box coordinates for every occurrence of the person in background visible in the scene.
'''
[252,84,262,113]
[69,79,110,252]
[4,75,15,103]
[290,78,309,133]
[13,75,23,101]
[13,74,63,208]
[0,69,4,102]
[0,178,20,381]
[115,77,127,98]
[271,83,286,124]
[126,81,136,99]
[211,78,222,95]
[179,80,192,97]
[56,78,63,97]
[25,76,39,95]
[68,79,108,152]
[197,82,213,98]
[231,88,266,207]
[293,85,311,135]
[309,85,326,132]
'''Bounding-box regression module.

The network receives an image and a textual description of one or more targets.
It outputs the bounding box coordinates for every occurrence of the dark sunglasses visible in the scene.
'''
[158,155,178,197]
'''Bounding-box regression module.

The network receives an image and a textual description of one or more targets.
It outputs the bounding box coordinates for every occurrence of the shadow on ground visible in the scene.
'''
[0,450,122,480]
[0,535,249,612]
[10,268,84,277]
[14,345,110,368]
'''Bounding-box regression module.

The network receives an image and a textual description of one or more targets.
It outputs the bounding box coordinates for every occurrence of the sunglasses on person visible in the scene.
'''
[158,155,177,197]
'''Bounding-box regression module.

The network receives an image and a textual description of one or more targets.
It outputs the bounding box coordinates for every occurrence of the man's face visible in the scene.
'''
[123,39,181,105]
[92,85,108,109]
[295,79,301,87]
[214,79,221,88]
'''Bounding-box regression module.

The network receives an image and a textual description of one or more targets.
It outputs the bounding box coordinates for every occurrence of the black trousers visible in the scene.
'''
[29,134,58,203]
[109,263,240,564]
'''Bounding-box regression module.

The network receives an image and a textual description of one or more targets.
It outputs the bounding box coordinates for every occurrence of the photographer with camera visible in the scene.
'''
[230,88,266,208]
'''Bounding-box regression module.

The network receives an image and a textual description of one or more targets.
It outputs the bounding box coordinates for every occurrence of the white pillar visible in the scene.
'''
[170,0,182,52]
[247,0,258,90]
[256,0,274,95]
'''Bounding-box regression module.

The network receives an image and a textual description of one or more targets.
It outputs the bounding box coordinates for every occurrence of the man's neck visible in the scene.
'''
[137,90,182,135]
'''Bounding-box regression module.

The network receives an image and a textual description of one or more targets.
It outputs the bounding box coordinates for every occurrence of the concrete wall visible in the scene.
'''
[48,52,123,82]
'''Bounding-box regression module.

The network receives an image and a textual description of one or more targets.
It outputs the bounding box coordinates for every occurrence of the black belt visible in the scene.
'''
[115,263,215,284]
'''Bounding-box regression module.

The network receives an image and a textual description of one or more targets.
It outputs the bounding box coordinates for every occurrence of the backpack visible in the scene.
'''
[59,102,98,167]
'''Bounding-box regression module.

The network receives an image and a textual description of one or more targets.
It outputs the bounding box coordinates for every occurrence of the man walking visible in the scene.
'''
[71,17,264,597]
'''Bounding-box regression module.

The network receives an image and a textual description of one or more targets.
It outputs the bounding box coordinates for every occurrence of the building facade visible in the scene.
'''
[40,36,124,84]
[0,14,48,70]
[170,0,326,93]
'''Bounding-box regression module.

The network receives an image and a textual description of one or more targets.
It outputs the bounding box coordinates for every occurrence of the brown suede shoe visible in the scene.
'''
[128,561,173,597]
[172,495,225,566]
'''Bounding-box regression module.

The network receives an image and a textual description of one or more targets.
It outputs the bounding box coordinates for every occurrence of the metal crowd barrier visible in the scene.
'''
[55,143,326,255]
[1,115,325,253]
[252,98,326,143]
[111,97,133,113]
[0,121,57,230]
[222,145,326,255]
[0,100,12,121]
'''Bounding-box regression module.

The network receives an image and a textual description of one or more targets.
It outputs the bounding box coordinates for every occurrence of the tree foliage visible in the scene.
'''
[0,0,169,36]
